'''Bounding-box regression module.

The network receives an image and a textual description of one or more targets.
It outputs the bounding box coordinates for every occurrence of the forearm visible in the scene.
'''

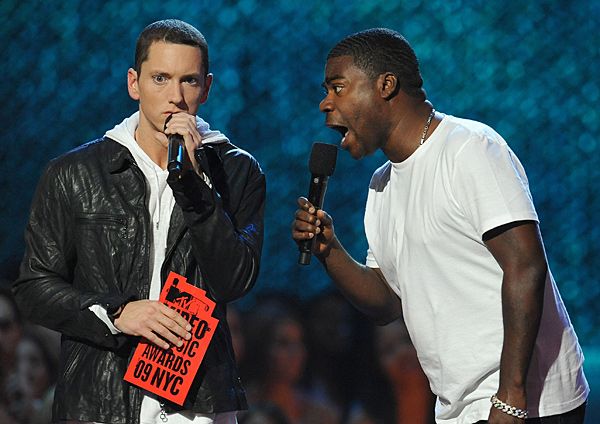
[319,236,401,324]
[483,221,548,408]
[497,265,546,403]
[174,161,265,302]
[14,257,134,348]
[183,204,263,302]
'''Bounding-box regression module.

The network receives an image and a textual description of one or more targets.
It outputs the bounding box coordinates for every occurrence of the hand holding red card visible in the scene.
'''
[124,272,219,405]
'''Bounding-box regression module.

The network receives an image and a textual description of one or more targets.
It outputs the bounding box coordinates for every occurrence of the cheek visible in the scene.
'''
[184,87,205,109]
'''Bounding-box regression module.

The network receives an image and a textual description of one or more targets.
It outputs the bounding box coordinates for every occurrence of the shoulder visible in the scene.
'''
[47,137,125,170]
[211,141,264,177]
[369,161,392,192]
[440,116,509,158]
[217,142,261,164]
[42,137,130,189]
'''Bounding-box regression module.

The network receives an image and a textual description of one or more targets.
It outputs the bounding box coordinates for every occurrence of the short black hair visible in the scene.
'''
[134,19,209,76]
[328,28,426,101]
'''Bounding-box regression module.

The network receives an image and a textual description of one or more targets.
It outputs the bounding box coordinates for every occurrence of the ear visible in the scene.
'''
[199,73,213,104]
[379,72,399,100]
[127,68,140,101]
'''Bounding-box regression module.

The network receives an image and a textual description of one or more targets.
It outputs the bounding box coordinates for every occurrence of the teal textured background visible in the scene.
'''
[1,0,599,419]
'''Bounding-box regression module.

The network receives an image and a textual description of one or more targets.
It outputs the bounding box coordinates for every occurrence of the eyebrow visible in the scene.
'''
[148,70,202,79]
[181,73,202,80]
[322,74,346,88]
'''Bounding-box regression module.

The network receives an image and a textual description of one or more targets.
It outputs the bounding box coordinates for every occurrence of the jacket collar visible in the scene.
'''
[104,137,137,174]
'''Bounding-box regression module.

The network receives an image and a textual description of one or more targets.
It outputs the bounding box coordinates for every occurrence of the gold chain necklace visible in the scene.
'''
[419,108,436,145]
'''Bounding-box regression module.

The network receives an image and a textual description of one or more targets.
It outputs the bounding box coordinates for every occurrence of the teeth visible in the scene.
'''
[327,124,348,144]
[339,129,348,146]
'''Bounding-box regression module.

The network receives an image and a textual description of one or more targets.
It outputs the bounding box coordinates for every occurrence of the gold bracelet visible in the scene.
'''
[490,394,528,419]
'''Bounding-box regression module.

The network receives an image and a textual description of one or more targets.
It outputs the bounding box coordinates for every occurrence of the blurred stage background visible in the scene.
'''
[1,0,598,421]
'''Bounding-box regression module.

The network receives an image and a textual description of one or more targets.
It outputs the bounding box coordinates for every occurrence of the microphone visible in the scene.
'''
[298,142,338,265]
[165,114,185,181]
[167,133,185,179]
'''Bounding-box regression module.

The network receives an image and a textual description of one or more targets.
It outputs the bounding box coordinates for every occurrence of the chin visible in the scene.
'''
[347,146,368,160]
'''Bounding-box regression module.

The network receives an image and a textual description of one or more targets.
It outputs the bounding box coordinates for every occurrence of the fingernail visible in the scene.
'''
[316,220,321,226]
[316,227,321,234]
[309,207,315,214]
[186,333,192,340]
[309,233,314,238]
[186,324,192,331]
[177,340,183,347]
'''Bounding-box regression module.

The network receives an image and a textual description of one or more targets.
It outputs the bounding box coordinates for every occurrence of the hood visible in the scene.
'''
[105,111,229,149]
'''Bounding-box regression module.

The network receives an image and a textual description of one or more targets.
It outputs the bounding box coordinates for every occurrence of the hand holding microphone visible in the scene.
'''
[164,113,203,182]
[296,142,338,265]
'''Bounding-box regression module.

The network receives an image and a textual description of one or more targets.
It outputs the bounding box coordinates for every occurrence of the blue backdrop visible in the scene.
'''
[1,0,599,418]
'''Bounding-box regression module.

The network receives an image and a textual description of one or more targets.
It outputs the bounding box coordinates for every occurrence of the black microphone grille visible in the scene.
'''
[309,142,338,176]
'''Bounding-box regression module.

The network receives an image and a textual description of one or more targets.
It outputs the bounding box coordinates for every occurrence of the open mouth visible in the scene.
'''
[327,124,349,143]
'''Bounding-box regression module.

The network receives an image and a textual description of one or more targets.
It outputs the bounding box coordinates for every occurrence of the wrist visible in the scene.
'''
[491,393,528,420]
[496,384,526,408]
[107,304,125,325]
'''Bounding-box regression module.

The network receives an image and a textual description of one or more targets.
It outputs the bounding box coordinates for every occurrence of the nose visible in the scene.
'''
[168,82,185,106]
[319,94,334,113]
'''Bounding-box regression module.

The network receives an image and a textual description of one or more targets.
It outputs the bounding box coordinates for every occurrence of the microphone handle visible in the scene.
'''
[167,134,185,178]
[298,174,329,265]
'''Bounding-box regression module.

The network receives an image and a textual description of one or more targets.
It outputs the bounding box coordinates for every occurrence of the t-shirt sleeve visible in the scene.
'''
[365,247,379,268]
[451,131,538,237]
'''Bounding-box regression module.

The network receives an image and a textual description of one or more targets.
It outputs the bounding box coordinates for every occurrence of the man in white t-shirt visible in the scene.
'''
[292,28,588,424]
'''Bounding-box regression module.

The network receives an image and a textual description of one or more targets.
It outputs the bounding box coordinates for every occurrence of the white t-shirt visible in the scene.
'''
[364,115,588,423]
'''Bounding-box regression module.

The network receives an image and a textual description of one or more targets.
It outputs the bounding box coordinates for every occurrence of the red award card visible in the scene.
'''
[123,272,219,405]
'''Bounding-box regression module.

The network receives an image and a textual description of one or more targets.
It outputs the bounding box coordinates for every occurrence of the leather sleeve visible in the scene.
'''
[12,158,133,349]
[169,145,265,302]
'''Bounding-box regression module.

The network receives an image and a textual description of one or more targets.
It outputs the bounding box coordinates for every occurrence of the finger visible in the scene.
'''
[292,226,317,240]
[166,123,204,173]
[166,123,199,145]
[293,217,321,233]
[292,217,322,240]
[294,209,321,225]
[316,209,332,225]
[152,321,187,347]
[297,197,315,212]
[142,328,172,350]
[147,309,191,347]
[165,114,200,141]
[156,316,192,343]
[159,304,193,333]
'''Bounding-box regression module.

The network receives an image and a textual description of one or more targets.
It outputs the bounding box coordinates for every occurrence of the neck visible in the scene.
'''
[134,120,169,169]
[383,100,436,163]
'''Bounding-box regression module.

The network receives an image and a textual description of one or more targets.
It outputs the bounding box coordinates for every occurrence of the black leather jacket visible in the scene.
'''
[13,137,265,423]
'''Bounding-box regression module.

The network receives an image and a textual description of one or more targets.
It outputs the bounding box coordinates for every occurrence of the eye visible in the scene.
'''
[185,77,200,86]
[322,85,343,96]
[152,74,167,84]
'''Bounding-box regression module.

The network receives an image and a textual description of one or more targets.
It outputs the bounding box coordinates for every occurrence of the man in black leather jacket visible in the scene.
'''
[13,19,265,424]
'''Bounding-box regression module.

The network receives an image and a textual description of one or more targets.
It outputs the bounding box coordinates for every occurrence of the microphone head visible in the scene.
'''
[309,142,338,176]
